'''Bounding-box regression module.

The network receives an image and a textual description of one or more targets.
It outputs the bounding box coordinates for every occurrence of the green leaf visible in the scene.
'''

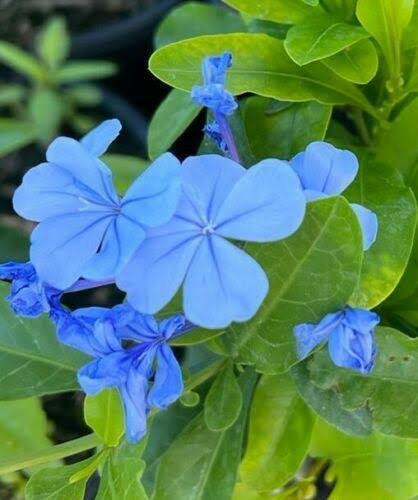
[155,1,246,48]
[306,327,418,438]
[322,38,379,84]
[0,398,51,461]
[0,84,25,106]
[0,41,47,82]
[180,391,200,408]
[284,16,369,66]
[345,157,417,309]
[0,283,87,399]
[170,328,224,346]
[37,16,70,70]
[311,419,418,499]
[148,89,200,160]
[97,441,148,500]
[29,88,63,144]
[26,455,101,500]
[0,224,28,262]
[243,97,331,160]
[292,361,373,436]
[84,389,124,447]
[0,119,35,157]
[65,84,102,107]
[152,368,256,500]
[204,363,242,432]
[356,0,414,87]
[302,0,319,5]
[404,2,418,49]
[239,373,314,493]
[149,34,378,118]
[103,154,149,194]
[224,0,316,24]
[56,61,117,83]
[226,197,363,373]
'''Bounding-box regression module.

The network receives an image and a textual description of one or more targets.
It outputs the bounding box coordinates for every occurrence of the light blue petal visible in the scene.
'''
[343,306,380,332]
[47,136,118,205]
[159,314,187,341]
[292,142,358,195]
[182,155,245,222]
[304,189,327,202]
[120,368,149,443]
[116,313,160,343]
[117,220,202,314]
[82,215,146,280]
[30,212,113,288]
[147,344,183,409]
[78,351,131,395]
[350,203,378,251]
[183,235,268,328]
[203,52,232,85]
[80,119,121,157]
[121,153,181,227]
[214,159,306,242]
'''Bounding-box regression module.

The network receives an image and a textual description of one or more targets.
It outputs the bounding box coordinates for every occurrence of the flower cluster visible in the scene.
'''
[0,51,381,442]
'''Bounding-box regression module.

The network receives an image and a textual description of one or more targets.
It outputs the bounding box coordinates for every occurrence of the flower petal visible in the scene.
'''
[30,212,113,288]
[350,203,378,251]
[183,235,268,328]
[80,119,121,157]
[121,153,181,227]
[82,215,146,280]
[182,155,245,222]
[147,344,183,409]
[47,136,118,205]
[214,159,306,242]
[292,142,358,195]
[343,306,380,332]
[117,220,202,314]
[119,369,149,443]
[293,311,344,360]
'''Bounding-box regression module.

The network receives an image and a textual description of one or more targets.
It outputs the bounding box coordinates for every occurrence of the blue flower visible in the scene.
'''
[13,119,181,289]
[52,303,188,443]
[294,306,380,375]
[291,141,378,250]
[117,154,306,329]
[192,53,239,160]
[0,262,59,317]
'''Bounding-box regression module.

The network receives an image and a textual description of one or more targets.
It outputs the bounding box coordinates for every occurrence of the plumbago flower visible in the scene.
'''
[13,119,181,289]
[51,303,190,442]
[117,155,306,329]
[192,52,239,161]
[291,141,378,250]
[294,306,380,375]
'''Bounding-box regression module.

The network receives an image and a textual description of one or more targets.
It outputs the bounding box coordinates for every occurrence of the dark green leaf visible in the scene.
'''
[0,283,87,399]
[0,84,25,106]
[224,0,316,24]
[239,373,314,493]
[243,97,331,160]
[226,197,363,373]
[0,119,35,157]
[285,16,369,66]
[0,224,28,261]
[37,16,70,70]
[148,89,200,160]
[149,34,378,118]
[204,363,242,431]
[155,2,246,48]
[56,61,117,83]
[84,389,125,447]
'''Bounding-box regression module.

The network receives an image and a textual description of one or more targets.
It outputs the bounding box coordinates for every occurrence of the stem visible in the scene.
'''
[215,112,240,163]
[185,359,227,392]
[0,434,101,476]
[352,108,371,145]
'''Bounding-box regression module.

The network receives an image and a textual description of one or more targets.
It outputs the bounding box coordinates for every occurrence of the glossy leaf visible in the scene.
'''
[149,34,378,117]
[356,0,414,86]
[345,157,417,309]
[85,389,125,447]
[0,119,35,157]
[224,0,316,25]
[285,16,369,66]
[322,38,379,84]
[0,398,51,461]
[152,369,256,500]
[155,2,246,48]
[307,327,418,438]
[0,283,87,399]
[37,17,70,70]
[243,97,331,160]
[56,61,117,83]
[239,373,314,493]
[0,41,47,82]
[148,89,200,160]
[311,419,418,499]
[226,197,363,373]
[204,363,242,432]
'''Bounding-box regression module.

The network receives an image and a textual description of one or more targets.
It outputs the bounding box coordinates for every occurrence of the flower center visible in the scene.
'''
[202,224,215,236]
